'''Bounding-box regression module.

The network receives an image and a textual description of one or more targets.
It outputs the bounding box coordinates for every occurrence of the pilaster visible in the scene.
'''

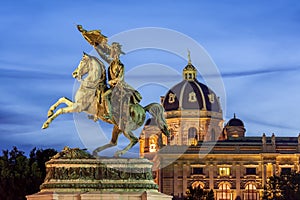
[235,163,241,197]
[209,163,214,189]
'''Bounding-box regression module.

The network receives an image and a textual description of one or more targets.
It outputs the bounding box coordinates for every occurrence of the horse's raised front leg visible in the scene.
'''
[114,130,138,157]
[47,97,73,117]
[93,125,121,158]
[42,102,81,129]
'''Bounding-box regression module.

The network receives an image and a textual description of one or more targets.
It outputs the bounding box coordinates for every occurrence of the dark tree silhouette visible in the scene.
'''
[0,147,57,200]
[206,189,215,200]
[263,171,300,200]
[186,185,215,200]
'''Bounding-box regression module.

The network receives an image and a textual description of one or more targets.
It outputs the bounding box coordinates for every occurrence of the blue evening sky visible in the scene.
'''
[1,0,300,155]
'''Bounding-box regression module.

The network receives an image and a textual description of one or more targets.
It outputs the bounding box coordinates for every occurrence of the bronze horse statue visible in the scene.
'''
[42,52,169,157]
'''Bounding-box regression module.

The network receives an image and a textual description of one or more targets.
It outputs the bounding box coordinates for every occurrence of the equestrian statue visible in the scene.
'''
[42,25,169,157]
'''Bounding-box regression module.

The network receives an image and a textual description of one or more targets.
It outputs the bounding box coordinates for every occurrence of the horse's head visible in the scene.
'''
[72,52,91,80]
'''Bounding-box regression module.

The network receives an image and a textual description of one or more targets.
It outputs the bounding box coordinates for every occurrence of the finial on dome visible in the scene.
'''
[183,49,196,80]
[234,113,236,118]
[187,49,191,64]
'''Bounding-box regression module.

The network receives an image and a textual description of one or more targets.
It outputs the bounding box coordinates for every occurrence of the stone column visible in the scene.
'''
[273,163,277,176]
[235,163,241,198]
[262,163,266,186]
[209,164,214,189]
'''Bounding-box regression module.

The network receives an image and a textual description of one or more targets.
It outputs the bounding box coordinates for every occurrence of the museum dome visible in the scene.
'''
[223,113,246,138]
[226,113,244,127]
[162,56,222,113]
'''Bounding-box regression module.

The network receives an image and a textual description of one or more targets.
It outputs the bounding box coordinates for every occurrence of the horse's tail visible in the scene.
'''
[144,103,170,138]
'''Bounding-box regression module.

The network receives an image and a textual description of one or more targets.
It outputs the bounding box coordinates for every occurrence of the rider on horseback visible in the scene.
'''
[102,58,142,122]
[77,25,141,122]
[42,25,169,157]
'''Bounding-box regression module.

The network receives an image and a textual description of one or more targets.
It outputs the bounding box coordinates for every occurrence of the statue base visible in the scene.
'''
[26,156,171,200]
[26,191,171,200]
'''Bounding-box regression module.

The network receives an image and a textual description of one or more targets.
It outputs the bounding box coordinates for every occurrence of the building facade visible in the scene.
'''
[139,57,300,200]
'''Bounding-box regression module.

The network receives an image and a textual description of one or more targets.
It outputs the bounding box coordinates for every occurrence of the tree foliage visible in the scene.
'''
[0,147,57,200]
[186,185,215,200]
[263,171,300,200]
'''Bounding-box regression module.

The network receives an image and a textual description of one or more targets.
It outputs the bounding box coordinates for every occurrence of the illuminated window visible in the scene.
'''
[245,183,256,190]
[217,182,231,200]
[191,181,204,189]
[266,163,273,177]
[149,137,157,152]
[188,127,198,146]
[188,92,197,102]
[168,93,175,103]
[219,167,230,176]
[149,144,156,152]
[244,183,258,200]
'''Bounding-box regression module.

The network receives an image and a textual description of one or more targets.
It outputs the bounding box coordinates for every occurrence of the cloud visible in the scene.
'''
[126,65,300,81]
[221,65,300,78]
[0,107,39,126]
[0,68,68,80]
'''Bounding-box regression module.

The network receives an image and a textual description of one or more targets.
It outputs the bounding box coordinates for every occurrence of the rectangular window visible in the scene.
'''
[149,143,156,152]
[246,168,256,175]
[219,167,230,176]
[281,168,291,174]
[192,167,204,175]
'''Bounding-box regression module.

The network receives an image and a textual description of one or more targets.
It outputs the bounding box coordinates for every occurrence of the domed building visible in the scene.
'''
[139,54,300,200]
[162,57,224,145]
[140,55,225,157]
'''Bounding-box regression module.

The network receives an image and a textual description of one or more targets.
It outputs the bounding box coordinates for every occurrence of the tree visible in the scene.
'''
[0,147,57,200]
[206,189,215,200]
[186,185,215,200]
[263,171,300,200]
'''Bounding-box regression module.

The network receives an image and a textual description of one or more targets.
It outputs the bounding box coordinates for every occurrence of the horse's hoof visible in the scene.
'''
[113,151,123,158]
[92,151,99,158]
[42,123,49,129]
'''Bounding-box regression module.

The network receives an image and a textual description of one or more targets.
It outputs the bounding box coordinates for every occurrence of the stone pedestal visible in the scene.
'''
[26,154,171,200]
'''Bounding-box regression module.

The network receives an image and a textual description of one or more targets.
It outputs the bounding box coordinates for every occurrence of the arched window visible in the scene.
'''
[187,181,205,199]
[149,136,157,152]
[217,182,231,200]
[188,92,197,102]
[244,183,258,200]
[168,93,175,103]
[188,127,198,146]
[191,181,205,189]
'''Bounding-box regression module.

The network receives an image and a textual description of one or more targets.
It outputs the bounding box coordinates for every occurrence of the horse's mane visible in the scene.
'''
[89,55,107,83]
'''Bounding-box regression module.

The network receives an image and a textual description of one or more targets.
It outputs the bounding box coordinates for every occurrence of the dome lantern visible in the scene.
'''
[223,113,246,138]
[183,50,197,81]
